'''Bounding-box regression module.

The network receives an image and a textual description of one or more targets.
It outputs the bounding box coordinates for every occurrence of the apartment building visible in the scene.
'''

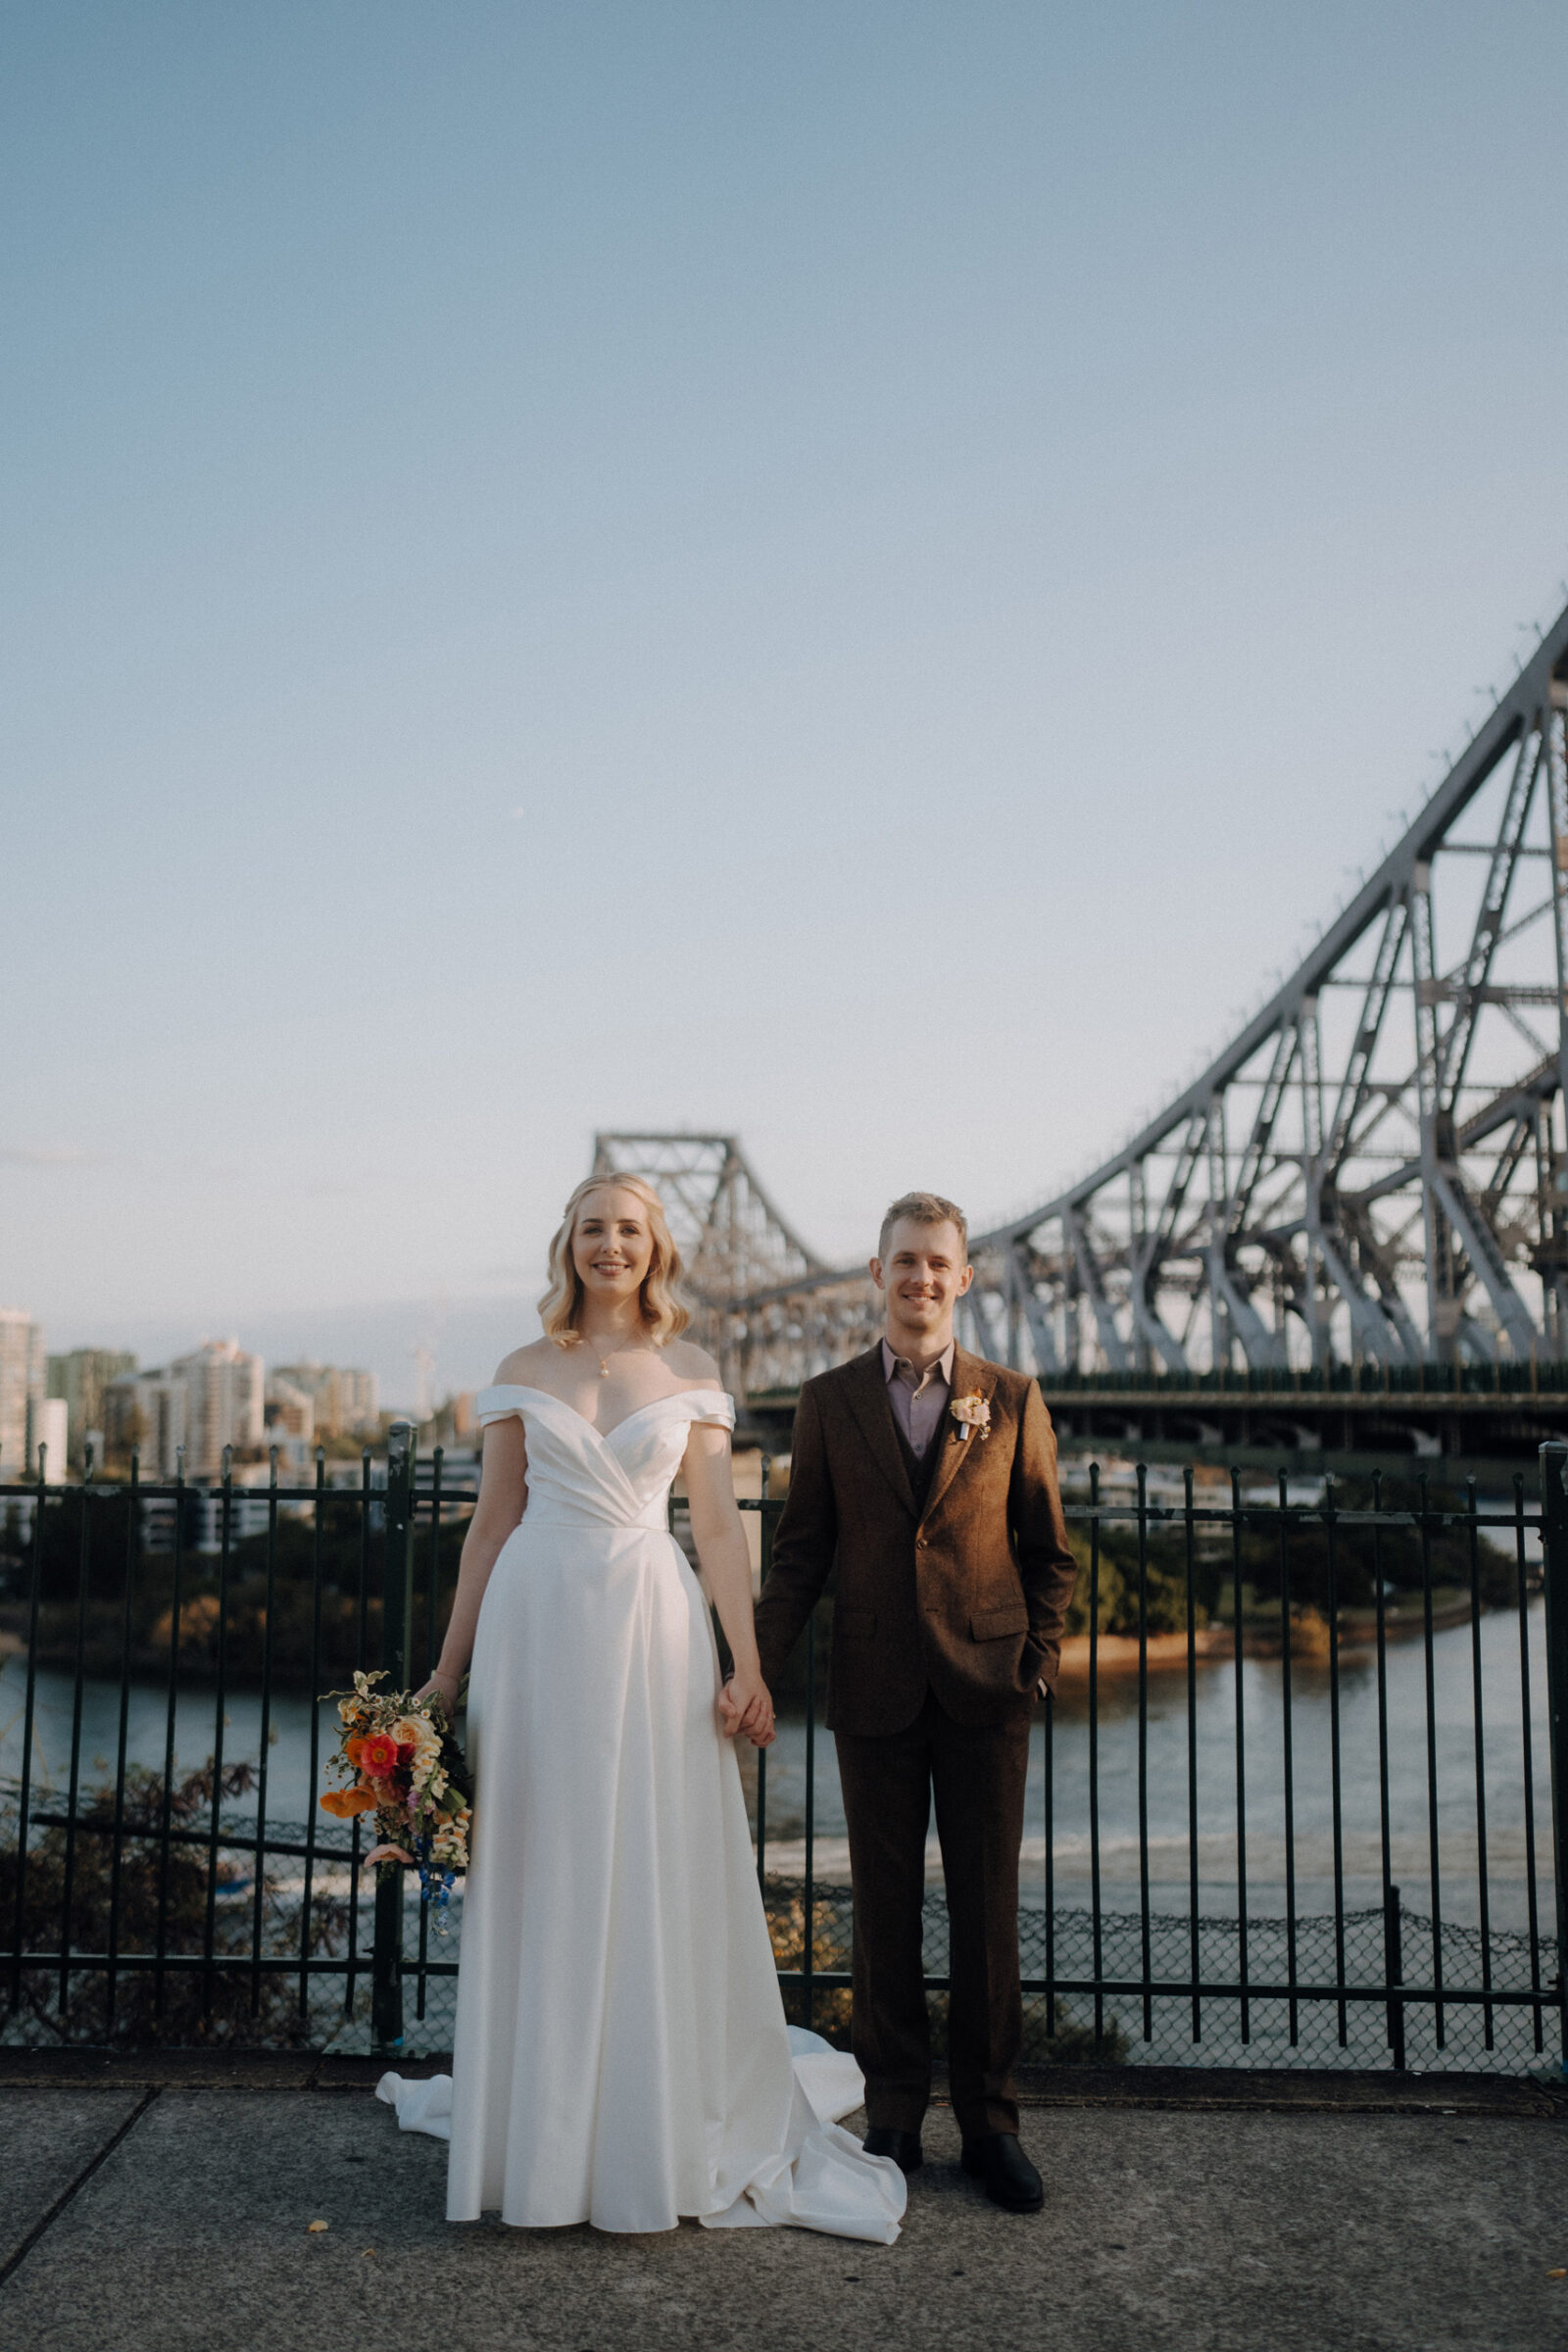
[104,1339,265,1479]
[28,1396,68,1478]
[0,1309,44,1477]
[46,1347,136,1467]
[271,1361,378,1439]
[104,1368,190,1479]
[169,1340,265,1476]
[264,1378,316,1446]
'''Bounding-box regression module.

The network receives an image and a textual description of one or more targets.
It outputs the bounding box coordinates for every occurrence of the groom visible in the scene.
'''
[753,1192,1078,2213]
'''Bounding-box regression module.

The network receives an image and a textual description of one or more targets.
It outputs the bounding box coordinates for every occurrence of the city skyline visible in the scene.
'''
[0,1320,385,1474]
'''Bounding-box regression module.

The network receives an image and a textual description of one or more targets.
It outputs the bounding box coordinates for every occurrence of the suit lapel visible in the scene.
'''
[921,1347,996,1523]
[841,1346,919,1518]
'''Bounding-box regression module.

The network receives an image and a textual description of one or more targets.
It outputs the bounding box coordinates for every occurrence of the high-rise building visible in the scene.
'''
[271,1362,378,1439]
[0,1309,44,1476]
[168,1341,265,1477]
[46,1348,137,1467]
[264,1378,315,1445]
[105,1341,264,1479]
[26,1396,68,1479]
[104,1369,189,1479]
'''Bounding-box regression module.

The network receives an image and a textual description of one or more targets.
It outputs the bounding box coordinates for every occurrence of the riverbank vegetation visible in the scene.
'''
[0,1756,351,2045]
[762,1876,1126,2065]
[1061,1484,1520,1640]
[0,1496,466,1692]
[0,1472,1531,1693]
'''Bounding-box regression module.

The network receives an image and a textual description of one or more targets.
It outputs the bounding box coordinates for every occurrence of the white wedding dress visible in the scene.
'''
[377,1384,905,2241]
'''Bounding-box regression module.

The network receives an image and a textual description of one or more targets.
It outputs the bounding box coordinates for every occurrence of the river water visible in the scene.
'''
[4,1595,1551,1937]
[765,1598,1552,1932]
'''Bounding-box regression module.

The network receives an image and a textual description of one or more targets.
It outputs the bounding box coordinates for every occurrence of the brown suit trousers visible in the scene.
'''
[754,1346,1078,2137]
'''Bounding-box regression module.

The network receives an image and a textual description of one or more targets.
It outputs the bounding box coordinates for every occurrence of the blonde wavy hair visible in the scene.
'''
[538,1173,692,1348]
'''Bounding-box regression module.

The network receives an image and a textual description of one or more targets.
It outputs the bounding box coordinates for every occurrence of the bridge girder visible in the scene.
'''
[947,611,1568,1377]
[588,1132,839,1395]
[593,606,1568,1392]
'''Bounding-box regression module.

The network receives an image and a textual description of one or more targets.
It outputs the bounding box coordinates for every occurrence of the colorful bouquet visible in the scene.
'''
[319,1669,472,1921]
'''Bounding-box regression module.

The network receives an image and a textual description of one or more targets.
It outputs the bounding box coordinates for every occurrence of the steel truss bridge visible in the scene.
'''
[594,602,1568,1458]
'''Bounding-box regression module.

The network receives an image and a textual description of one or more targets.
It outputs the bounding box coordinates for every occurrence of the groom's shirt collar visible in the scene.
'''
[880,1338,956,1460]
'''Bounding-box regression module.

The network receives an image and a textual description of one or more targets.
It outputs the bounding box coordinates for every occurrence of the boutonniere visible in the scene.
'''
[950,1392,991,1442]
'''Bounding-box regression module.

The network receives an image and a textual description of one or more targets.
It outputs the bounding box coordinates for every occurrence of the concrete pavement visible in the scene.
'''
[1,2062,1565,2350]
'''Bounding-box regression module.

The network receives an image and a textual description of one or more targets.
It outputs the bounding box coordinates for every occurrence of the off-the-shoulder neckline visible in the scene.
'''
[478,1383,733,1446]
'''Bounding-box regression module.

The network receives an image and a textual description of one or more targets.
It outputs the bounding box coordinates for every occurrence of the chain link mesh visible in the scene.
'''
[4,1818,1556,2076]
[748,1880,1554,2075]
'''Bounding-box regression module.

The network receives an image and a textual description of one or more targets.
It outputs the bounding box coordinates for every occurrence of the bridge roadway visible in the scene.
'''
[743,1374,1568,1482]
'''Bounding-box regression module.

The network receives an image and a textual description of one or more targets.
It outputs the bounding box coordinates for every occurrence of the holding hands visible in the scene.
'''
[718,1664,776,1747]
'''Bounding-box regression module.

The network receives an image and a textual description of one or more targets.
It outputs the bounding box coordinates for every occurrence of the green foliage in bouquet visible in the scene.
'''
[320,1669,471,1917]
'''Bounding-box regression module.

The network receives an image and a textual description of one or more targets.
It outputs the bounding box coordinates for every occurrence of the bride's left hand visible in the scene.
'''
[718,1667,776,1748]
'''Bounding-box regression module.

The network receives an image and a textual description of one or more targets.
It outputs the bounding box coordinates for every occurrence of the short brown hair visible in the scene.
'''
[877,1191,969,1264]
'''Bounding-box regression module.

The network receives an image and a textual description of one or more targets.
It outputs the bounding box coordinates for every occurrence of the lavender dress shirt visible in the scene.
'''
[880,1338,956,1460]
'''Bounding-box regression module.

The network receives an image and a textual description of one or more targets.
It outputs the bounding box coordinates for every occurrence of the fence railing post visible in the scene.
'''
[372,1420,416,2051]
[1383,1882,1404,2070]
[1539,1443,1568,2070]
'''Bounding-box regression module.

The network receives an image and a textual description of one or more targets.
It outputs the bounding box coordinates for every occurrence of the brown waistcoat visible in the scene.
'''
[753,1344,1080,1738]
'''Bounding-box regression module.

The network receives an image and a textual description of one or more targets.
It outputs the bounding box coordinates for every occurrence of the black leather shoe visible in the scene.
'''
[960,2133,1044,2211]
[862,2127,923,2174]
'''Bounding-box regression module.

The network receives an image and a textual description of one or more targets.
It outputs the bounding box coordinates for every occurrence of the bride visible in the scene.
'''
[377,1173,906,2242]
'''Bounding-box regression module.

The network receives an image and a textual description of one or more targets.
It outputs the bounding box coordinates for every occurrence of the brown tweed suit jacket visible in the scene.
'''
[753,1344,1079,1737]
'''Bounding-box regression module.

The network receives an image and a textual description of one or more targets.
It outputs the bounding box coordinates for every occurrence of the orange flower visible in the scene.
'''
[360,1731,401,1777]
[344,1735,367,1767]
[320,1786,378,1818]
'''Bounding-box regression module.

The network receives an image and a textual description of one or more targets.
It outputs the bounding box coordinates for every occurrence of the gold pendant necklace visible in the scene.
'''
[586,1329,646,1379]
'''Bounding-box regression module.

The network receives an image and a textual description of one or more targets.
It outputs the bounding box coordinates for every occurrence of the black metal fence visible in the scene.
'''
[750,1447,1568,2075]
[3,1430,1567,2073]
[0,1432,466,2049]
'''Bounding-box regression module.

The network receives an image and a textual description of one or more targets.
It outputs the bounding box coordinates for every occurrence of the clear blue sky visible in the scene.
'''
[6,1,1566,1404]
